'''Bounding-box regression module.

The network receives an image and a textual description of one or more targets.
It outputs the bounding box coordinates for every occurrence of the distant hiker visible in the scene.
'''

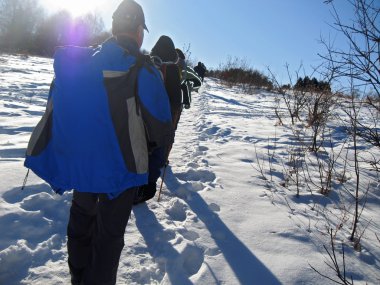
[151,36,182,130]
[194,61,207,81]
[176,48,202,109]
[176,48,190,108]
[134,35,182,205]
[183,65,202,107]
[24,1,173,284]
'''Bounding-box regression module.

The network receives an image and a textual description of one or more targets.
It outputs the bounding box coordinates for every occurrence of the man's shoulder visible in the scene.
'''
[54,45,99,64]
[53,45,102,78]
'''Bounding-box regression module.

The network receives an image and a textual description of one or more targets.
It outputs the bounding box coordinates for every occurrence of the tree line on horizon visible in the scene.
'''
[0,0,335,95]
[208,56,332,93]
[0,0,110,56]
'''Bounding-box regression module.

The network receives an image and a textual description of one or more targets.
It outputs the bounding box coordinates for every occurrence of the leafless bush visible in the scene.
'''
[274,96,284,126]
[342,93,363,242]
[315,150,336,195]
[301,133,346,195]
[212,56,273,92]
[320,0,380,99]
[336,146,350,184]
[306,90,337,152]
[356,104,380,148]
[269,65,310,125]
[310,229,355,285]
[320,0,380,171]
[286,147,305,197]
[281,128,308,196]
[181,43,197,67]
[367,153,380,172]
[251,142,268,181]
[316,0,380,251]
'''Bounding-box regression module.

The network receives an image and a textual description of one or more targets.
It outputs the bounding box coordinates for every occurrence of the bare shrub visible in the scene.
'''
[286,146,305,197]
[320,0,380,99]
[320,0,380,171]
[319,0,380,247]
[268,65,309,125]
[299,131,347,196]
[181,43,197,67]
[274,96,284,126]
[306,90,337,152]
[310,229,355,285]
[213,56,273,92]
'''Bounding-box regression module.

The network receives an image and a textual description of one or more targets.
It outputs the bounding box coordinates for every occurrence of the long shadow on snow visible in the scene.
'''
[164,166,281,285]
[133,203,194,285]
[207,93,251,109]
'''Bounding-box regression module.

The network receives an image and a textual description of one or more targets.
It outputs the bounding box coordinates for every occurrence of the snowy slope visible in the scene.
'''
[0,54,379,285]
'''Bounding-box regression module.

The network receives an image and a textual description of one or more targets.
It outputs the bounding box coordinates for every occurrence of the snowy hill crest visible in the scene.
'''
[0,54,379,285]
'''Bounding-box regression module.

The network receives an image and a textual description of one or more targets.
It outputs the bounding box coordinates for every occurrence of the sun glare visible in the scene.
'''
[40,0,106,17]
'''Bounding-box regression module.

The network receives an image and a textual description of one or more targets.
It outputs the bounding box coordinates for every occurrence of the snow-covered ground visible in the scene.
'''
[0,54,379,285]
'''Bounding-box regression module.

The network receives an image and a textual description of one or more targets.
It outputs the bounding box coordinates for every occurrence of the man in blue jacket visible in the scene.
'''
[24,1,173,284]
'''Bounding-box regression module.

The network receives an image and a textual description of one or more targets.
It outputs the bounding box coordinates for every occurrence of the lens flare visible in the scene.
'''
[40,0,106,17]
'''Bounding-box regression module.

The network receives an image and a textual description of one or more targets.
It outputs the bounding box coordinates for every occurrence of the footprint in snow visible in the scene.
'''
[178,229,200,241]
[176,169,216,184]
[205,126,220,135]
[208,203,220,212]
[165,200,188,222]
[186,162,199,169]
[0,211,53,250]
[205,247,222,257]
[216,128,232,137]
[193,145,208,156]
[0,234,63,283]
[0,126,34,135]
[20,192,70,220]
[3,103,25,109]
[23,109,44,116]
[2,184,52,204]
[0,111,22,117]
[197,146,208,152]
[24,83,38,88]
[215,138,229,144]
[184,181,204,192]
[243,136,258,143]
[180,244,205,276]
[1,185,70,249]
[359,249,377,265]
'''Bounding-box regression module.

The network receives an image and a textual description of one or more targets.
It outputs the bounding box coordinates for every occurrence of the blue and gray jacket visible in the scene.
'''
[24,37,174,198]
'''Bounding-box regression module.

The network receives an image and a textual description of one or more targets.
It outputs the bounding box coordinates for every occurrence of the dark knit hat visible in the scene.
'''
[112,0,148,34]
[175,48,186,60]
[151,36,177,62]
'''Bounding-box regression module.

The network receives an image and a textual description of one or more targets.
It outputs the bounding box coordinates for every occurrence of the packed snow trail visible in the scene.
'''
[131,83,283,284]
[1,55,379,284]
[155,80,323,285]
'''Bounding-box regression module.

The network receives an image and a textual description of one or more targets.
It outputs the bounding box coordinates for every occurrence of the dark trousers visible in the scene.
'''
[67,188,137,285]
[181,83,191,107]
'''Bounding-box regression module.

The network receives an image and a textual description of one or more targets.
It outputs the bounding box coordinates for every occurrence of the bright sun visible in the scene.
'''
[40,0,107,17]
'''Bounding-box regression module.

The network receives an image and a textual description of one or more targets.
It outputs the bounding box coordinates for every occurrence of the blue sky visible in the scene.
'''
[42,0,355,84]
